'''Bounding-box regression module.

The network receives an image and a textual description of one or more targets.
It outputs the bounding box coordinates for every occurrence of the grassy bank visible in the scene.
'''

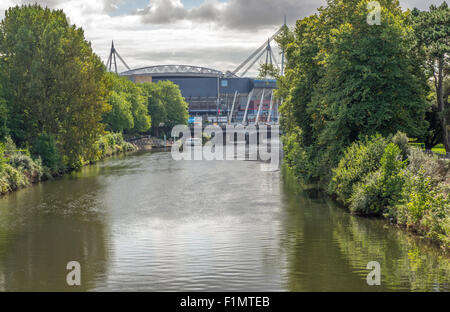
[0,132,136,196]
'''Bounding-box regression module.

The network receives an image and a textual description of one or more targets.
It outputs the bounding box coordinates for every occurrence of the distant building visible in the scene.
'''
[120,64,278,123]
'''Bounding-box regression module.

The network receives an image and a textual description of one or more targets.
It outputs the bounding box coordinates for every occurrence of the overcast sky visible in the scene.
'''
[0,0,446,75]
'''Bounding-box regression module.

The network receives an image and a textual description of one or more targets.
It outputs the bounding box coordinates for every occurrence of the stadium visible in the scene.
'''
[119,64,277,123]
[110,29,283,124]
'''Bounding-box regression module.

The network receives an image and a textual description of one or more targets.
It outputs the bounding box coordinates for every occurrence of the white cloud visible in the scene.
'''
[136,0,320,29]
[0,0,446,76]
[139,0,187,24]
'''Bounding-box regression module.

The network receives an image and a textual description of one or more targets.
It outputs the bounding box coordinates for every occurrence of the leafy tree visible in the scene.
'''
[104,73,151,134]
[258,63,280,79]
[139,81,188,136]
[34,133,60,171]
[411,2,450,152]
[0,5,110,169]
[279,0,429,185]
[140,82,167,137]
[313,1,429,167]
[0,79,8,141]
[158,80,189,131]
[104,91,134,133]
[129,92,151,133]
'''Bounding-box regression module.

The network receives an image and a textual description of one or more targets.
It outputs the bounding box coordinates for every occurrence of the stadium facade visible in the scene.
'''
[119,65,278,124]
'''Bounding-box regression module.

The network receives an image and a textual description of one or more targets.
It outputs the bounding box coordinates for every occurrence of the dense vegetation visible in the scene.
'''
[278,0,449,249]
[0,5,188,194]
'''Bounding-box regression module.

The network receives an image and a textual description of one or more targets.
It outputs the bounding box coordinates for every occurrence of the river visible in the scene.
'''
[0,150,449,291]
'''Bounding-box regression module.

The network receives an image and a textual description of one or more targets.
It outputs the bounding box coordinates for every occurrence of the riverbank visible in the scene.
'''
[0,133,138,197]
[283,132,450,252]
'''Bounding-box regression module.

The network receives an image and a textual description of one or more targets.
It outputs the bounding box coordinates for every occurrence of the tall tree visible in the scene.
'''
[0,71,8,141]
[278,0,430,185]
[104,73,151,134]
[0,5,110,168]
[412,2,450,152]
[140,82,167,137]
[140,81,188,136]
[104,91,134,133]
[158,80,189,132]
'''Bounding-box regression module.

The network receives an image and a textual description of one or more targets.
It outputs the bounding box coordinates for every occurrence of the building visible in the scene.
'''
[120,64,278,124]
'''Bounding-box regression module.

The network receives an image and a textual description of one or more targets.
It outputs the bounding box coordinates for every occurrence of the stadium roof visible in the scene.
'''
[120,65,224,78]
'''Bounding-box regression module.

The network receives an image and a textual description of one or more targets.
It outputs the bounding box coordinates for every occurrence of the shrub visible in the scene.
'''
[8,153,44,182]
[391,131,410,160]
[4,136,17,152]
[349,170,383,215]
[406,147,448,185]
[34,133,60,171]
[397,170,450,248]
[95,132,135,160]
[329,134,388,205]
[0,163,29,193]
[282,127,314,184]
[350,143,406,215]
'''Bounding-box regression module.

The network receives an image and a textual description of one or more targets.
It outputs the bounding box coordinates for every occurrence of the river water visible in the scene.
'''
[0,151,448,291]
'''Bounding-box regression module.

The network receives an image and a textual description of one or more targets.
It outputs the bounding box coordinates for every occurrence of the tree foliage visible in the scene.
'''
[411,2,450,152]
[279,0,430,185]
[141,80,188,136]
[103,73,151,134]
[0,4,110,169]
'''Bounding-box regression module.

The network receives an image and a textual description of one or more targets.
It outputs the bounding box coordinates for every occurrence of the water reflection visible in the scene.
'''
[0,166,109,291]
[281,174,450,291]
[0,151,448,291]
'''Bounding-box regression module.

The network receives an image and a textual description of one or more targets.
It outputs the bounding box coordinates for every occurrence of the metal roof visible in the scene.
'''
[120,65,223,78]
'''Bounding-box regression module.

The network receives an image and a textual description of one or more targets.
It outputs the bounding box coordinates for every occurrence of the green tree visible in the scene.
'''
[158,80,189,131]
[140,82,167,137]
[0,5,110,169]
[34,133,60,171]
[279,0,429,185]
[0,79,8,141]
[411,2,450,152]
[313,1,429,167]
[104,73,151,134]
[258,63,280,79]
[104,91,134,133]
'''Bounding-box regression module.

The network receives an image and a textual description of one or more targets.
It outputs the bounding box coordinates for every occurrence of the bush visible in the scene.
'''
[391,131,410,160]
[329,134,388,205]
[282,127,315,184]
[349,170,383,215]
[406,147,448,185]
[0,163,29,193]
[396,170,450,249]
[95,132,136,160]
[350,143,406,215]
[4,136,17,152]
[34,133,60,171]
[8,153,44,182]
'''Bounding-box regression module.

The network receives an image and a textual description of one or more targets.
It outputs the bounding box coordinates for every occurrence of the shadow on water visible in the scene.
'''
[281,172,450,291]
[0,165,110,291]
